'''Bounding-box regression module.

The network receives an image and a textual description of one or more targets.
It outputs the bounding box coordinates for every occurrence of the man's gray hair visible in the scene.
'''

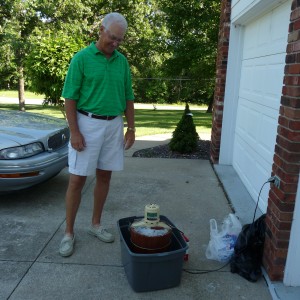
[102,12,128,30]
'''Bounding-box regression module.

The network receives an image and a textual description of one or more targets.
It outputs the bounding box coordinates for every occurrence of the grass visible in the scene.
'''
[134,108,212,137]
[0,90,44,99]
[0,94,212,137]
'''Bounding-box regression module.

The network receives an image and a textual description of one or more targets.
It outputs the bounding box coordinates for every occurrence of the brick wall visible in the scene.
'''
[263,0,300,281]
[212,0,300,282]
[210,0,231,163]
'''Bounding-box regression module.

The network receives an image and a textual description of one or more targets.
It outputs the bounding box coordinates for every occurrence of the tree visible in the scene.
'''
[169,103,199,153]
[159,0,220,109]
[26,0,172,105]
[1,0,221,109]
[0,0,105,109]
[26,30,85,106]
[113,0,172,104]
[0,0,41,110]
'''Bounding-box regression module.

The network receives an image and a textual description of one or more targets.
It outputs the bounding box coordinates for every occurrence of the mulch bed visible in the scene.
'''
[132,140,211,160]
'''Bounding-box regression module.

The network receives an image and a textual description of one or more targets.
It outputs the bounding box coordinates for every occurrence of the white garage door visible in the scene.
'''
[233,1,291,212]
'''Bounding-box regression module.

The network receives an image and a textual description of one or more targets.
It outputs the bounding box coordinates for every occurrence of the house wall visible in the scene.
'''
[264,0,300,281]
[210,0,231,163]
[211,0,300,283]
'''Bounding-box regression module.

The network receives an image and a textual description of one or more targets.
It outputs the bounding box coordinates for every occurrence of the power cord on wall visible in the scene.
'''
[182,176,275,275]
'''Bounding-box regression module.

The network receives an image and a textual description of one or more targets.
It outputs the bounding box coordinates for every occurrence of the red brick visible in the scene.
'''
[269,185,296,203]
[284,74,300,84]
[280,105,300,118]
[288,30,300,42]
[273,154,300,173]
[280,96,300,109]
[275,170,299,184]
[264,224,289,254]
[279,181,298,193]
[291,7,300,21]
[277,127,300,142]
[211,1,231,164]
[283,85,300,96]
[294,18,300,30]
[289,119,300,129]
[278,115,290,128]
[269,190,295,211]
[268,201,294,222]
[276,135,300,152]
[285,63,300,73]
[268,210,292,230]
[275,144,300,161]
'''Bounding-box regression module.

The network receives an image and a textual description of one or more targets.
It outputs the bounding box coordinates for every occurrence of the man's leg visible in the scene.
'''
[92,169,112,225]
[88,169,114,243]
[65,174,87,235]
[60,174,86,257]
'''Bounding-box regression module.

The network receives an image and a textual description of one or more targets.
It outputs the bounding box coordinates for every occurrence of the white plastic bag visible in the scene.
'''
[205,213,242,262]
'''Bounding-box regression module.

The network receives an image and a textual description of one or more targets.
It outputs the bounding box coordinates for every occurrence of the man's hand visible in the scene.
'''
[71,131,86,152]
[124,130,135,150]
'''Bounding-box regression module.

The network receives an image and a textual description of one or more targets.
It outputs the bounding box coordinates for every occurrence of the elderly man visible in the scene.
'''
[59,12,135,257]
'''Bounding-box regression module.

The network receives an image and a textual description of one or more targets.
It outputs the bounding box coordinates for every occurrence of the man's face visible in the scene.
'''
[99,24,126,56]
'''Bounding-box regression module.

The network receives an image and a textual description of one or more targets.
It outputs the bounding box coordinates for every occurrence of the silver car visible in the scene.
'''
[0,109,69,192]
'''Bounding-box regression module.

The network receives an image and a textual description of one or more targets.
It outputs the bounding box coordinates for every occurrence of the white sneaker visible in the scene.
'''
[88,225,115,243]
[59,234,75,257]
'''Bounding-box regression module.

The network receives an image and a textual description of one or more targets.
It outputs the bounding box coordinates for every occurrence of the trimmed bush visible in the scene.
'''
[169,103,199,153]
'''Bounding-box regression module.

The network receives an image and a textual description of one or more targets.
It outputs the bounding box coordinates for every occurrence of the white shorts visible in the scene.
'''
[68,113,124,176]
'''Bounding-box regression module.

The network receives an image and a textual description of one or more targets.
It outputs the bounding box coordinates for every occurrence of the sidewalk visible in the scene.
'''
[1,136,274,300]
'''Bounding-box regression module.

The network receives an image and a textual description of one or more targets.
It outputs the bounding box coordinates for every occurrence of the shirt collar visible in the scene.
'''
[90,42,119,59]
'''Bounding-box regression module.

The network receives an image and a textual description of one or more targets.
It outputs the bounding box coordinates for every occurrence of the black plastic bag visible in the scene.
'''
[230,214,266,282]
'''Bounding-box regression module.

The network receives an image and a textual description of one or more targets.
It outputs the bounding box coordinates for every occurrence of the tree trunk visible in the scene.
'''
[206,96,213,113]
[18,66,25,111]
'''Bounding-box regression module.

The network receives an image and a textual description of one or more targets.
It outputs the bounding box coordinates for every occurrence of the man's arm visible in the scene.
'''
[65,99,86,152]
[124,100,135,150]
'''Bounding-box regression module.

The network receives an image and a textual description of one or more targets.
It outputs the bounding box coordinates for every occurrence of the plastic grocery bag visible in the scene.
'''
[205,213,242,262]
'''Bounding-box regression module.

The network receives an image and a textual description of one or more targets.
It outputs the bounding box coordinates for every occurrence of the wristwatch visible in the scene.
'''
[127,127,136,133]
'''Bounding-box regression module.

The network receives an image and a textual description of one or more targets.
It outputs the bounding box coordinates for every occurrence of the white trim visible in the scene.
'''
[284,173,300,286]
[232,0,291,25]
[219,24,244,165]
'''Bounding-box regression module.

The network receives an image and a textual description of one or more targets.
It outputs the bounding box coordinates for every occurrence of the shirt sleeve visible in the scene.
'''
[62,54,83,101]
[124,59,135,101]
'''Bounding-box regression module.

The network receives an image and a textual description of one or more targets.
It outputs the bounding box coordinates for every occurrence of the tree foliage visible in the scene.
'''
[169,103,199,153]
[0,0,41,94]
[26,31,85,104]
[0,0,221,109]
[159,0,220,106]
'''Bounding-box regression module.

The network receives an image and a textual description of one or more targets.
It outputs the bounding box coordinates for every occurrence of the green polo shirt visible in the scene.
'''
[62,42,134,116]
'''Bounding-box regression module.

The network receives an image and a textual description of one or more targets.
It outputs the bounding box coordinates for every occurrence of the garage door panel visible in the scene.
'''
[236,102,276,166]
[233,135,272,211]
[271,2,292,45]
[243,1,291,59]
[240,55,286,109]
[236,102,259,143]
[234,134,271,179]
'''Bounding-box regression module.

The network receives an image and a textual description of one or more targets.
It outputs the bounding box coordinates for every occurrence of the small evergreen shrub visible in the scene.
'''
[169,103,199,153]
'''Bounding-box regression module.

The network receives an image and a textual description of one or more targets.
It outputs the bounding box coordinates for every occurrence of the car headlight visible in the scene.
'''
[0,142,44,159]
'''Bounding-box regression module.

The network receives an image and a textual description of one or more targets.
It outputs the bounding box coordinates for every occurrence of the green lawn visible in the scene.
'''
[0,90,44,99]
[134,108,212,137]
[0,101,212,138]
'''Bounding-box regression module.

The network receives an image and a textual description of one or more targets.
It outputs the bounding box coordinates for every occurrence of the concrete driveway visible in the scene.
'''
[0,137,273,300]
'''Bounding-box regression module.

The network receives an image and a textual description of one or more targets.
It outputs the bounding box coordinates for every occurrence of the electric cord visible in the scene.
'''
[183,260,231,275]
[252,180,268,223]
[182,177,273,275]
